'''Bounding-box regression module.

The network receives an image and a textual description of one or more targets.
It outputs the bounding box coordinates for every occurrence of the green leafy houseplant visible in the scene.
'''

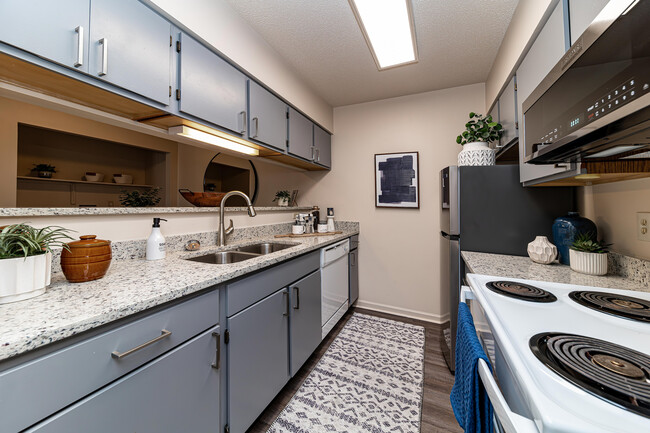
[32,163,57,173]
[0,224,73,260]
[570,232,610,254]
[456,112,503,145]
[119,188,161,207]
[273,190,291,202]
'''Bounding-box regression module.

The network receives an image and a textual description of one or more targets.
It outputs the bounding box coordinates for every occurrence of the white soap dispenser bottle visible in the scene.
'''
[146,218,167,261]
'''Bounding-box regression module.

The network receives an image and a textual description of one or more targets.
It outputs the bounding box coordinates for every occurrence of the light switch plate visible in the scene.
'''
[637,212,650,242]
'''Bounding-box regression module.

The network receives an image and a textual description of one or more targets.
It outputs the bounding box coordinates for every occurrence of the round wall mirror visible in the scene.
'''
[203,153,259,206]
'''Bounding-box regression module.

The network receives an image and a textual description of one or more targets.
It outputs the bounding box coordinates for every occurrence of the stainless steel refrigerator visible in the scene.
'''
[440,165,574,372]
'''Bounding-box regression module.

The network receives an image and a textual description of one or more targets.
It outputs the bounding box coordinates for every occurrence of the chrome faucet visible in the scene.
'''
[219,191,257,247]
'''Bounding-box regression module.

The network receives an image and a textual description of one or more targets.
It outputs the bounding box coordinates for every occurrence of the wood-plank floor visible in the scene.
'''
[247,307,463,433]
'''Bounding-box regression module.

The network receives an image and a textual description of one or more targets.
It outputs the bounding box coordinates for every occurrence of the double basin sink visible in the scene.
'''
[186,242,298,264]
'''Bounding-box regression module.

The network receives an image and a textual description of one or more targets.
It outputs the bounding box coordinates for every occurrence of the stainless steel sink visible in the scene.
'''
[235,242,297,255]
[186,251,259,264]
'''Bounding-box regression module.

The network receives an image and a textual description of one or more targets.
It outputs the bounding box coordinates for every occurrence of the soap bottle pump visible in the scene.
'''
[146,218,168,261]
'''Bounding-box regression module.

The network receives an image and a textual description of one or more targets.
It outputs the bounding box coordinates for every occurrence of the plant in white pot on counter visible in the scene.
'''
[569,233,611,276]
[0,224,73,304]
[456,112,502,166]
[273,190,291,207]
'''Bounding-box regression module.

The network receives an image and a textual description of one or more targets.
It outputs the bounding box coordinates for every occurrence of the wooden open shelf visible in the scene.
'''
[17,176,154,188]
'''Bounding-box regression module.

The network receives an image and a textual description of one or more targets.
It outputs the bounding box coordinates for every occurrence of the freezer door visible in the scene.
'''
[440,166,459,235]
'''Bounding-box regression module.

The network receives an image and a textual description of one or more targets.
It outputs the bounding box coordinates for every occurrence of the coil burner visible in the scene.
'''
[530,333,650,418]
[570,291,650,323]
[486,281,557,302]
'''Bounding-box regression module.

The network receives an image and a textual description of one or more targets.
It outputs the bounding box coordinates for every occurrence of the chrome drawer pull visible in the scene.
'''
[111,329,172,359]
[211,332,221,370]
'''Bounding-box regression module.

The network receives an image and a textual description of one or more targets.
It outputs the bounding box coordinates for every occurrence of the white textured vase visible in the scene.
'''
[569,249,608,276]
[0,253,52,304]
[278,197,289,207]
[458,141,495,166]
[527,236,557,265]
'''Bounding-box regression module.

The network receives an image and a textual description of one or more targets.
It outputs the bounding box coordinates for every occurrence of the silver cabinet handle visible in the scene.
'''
[351,251,356,266]
[293,286,300,309]
[315,148,320,162]
[252,117,259,138]
[282,291,289,316]
[111,329,172,359]
[311,146,315,161]
[74,26,84,67]
[211,332,221,370]
[239,111,246,135]
[98,38,108,76]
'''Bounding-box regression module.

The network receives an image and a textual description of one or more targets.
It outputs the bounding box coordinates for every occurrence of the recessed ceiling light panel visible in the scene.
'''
[349,0,418,70]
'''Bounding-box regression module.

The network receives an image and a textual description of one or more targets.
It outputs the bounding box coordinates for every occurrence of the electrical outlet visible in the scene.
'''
[638,212,650,242]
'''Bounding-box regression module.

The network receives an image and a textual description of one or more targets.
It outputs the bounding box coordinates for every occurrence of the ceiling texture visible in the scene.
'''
[225,0,519,107]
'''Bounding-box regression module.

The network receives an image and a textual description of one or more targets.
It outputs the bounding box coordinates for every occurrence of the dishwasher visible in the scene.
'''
[320,239,350,340]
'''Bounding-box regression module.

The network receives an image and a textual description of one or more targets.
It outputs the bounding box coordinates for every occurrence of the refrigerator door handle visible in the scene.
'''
[441,231,460,240]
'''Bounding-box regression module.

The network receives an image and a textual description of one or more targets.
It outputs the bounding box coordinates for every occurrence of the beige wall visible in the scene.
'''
[579,178,650,261]
[148,0,333,131]
[300,83,486,322]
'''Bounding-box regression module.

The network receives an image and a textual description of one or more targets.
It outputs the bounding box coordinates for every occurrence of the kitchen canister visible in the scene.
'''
[527,236,557,265]
[61,235,112,283]
[552,212,597,265]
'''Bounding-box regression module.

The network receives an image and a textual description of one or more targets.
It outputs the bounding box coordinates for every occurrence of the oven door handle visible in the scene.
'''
[460,285,474,303]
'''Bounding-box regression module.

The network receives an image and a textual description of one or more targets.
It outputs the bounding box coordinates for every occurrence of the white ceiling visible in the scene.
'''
[225,0,519,107]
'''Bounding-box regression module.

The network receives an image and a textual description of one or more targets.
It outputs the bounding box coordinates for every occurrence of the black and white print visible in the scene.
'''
[375,152,420,208]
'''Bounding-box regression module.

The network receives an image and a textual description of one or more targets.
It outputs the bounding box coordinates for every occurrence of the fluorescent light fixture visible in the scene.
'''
[169,125,259,156]
[349,0,418,70]
[575,174,601,180]
[585,144,644,158]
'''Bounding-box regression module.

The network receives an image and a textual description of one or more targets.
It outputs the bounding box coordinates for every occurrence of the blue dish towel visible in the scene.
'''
[450,302,494,433]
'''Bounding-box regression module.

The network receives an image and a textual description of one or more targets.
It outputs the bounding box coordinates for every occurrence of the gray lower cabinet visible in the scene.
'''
[89,0,171,105]
[313,125,332,168]
[349,248,359,305]
[27,326,221,433]
[0,0,90,72]
[228,288,290,433]
[178,33,247,135]
[289,270,322,376]
[288,107,314,160]
[248,80,288,151]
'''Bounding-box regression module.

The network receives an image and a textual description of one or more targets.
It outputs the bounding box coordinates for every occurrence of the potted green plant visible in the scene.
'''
[456,112,502,166]
[569,233,610,276]
[273,190,291,207]
[119,188,161,207]
[0,224,73,304]
[32,163,57,179]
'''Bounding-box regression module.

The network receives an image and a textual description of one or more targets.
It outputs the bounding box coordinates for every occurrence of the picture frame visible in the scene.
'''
[290,189,299,207]
[374,152,419,208]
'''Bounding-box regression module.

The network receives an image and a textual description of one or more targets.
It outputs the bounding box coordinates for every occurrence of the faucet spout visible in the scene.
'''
[219,191,256,247]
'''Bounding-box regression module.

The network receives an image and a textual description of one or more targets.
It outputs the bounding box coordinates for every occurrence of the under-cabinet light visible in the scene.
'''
[349,0,418,70]
[169,125,259,156]
[585,145,644,159]
[575,174,601,180]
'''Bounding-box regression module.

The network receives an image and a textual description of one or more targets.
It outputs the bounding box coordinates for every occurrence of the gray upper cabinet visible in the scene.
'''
[488,100,500,150]
[288,107,314,161]
[314,125,332,168]
[248,80,287,151]
[0,0,90,73]
[178,33,247,135]
[498,76,518,148]
[89,0,171,105]
[569,0,610,45]
[289,270,322,376]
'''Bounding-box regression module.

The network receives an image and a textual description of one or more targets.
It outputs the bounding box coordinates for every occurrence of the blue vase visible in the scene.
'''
[552,212,597,265]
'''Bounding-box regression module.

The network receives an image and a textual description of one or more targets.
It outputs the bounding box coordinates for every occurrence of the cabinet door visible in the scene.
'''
[314,125,332,168]
[248,80,287,151]
[288,107,314,160]
[89,0,171,105]
[499,76,518,148]
[290,270,321,376]
[228,288,290,433]
[569,0,610,45]
[0,0,90,72]
[488,100,500,150]
[28,327,221,433]
[349,249,359,305]
[179,34,247,135]
[517,2,571,184]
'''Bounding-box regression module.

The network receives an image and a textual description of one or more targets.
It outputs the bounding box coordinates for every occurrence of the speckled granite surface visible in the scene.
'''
[0,206,313,217]
[0,222,359,362]
[462,251,649,293]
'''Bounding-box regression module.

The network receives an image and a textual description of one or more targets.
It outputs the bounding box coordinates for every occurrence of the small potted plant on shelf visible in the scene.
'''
[32,163,57,179]
[569,232,611,276]
[456,112,502,166]
[119,188,161,207]
[0,224,74,304]
[273,190,291,207]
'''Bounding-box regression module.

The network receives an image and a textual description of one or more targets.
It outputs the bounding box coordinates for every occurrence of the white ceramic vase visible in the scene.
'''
[458,141,495,166]
[0,252,52,304]
[278,197,289,207]
[569,249,608,276]
[527,236,557,265]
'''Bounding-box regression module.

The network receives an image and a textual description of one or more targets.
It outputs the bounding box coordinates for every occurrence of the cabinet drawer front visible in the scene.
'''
[226,250,319,316]
[0,289,219,433]
[27,326,221,433]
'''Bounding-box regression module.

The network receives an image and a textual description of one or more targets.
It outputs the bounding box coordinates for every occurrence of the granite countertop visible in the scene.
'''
[0,206,313,217]
[462,251,649,293]
[0,229,358,362]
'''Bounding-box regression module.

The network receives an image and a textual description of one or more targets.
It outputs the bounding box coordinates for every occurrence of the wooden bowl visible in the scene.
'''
[61,235,112,283]
[179,189,227,207]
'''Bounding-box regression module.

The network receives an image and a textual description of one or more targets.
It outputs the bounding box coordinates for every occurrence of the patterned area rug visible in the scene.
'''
[267,313,425,432]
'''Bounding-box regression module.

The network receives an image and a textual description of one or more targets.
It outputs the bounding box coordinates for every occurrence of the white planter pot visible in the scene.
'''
[569,249,608,276]
[278,197,289,207]
[527,236,557,265]
[0,253,52,304]
[458,141,495,166]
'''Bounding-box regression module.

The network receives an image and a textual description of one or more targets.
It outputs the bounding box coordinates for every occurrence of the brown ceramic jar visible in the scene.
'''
[61,235,112,283]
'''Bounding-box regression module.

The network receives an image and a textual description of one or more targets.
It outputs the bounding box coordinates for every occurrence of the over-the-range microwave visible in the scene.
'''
[523,0,650,165]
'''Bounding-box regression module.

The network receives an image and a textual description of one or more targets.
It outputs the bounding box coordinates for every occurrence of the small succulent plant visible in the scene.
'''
[570,232,611,254]
[119,188,161,207]
[32,164,57,173]
[456,112,503,145]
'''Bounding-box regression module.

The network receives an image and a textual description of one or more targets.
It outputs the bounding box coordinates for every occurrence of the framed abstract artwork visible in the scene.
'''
[374,152,420,208]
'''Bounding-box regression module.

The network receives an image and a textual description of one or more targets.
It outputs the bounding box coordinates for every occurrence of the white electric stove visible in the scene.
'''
[465,273,650,433]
